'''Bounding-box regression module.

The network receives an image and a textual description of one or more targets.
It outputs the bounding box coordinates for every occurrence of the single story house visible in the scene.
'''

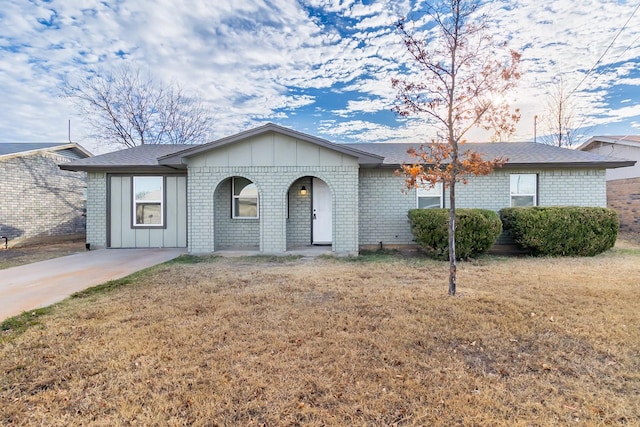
[1,142,92,245]
[578,136,640,232]
[60,124,635,255]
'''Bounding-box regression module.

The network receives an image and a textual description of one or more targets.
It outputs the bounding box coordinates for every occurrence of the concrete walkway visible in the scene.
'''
[0,248,185,321]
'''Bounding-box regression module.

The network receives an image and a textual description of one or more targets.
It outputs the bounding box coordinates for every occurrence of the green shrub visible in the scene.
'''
[500,207,618,256]
[407,208,502,260]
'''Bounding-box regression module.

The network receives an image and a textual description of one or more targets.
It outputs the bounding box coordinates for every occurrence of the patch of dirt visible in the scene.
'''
[616,231,640,249]
[0,239,86,270]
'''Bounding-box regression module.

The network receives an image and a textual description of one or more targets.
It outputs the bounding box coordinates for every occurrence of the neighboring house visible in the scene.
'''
[60,124,634,255]
[578,136,640,232]
[0,143,92,244]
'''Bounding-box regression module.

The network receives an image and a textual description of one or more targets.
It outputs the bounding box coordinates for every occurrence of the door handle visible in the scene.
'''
[313,209,317,220]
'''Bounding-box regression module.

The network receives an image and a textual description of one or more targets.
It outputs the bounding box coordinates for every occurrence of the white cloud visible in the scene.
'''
[0,0,639,149]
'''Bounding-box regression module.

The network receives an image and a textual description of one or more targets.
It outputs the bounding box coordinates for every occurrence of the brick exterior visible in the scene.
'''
[84,165,608,252]
[86,172,107,248]
[358,168,608,247]
[607,177,640,232]
[452,168,606,209]
[214,178,260,248]
[287,176,313,248]
[358,169,416,246]
[187,166,359,255]
[0,153,86,242]
[79,131,611,255]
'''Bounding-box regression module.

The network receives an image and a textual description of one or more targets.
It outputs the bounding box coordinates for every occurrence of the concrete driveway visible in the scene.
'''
[0,248,185,322]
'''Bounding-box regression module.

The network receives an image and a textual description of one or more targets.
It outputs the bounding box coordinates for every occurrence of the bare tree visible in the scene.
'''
[392,0,521,296]
[540,78,577,147]
[63,66,212,148]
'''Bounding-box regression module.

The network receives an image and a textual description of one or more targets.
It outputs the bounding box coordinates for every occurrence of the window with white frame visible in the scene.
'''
[510,174,537,207]
[232,177,259,218]
[416,182,443,209]
[133,176,164,226]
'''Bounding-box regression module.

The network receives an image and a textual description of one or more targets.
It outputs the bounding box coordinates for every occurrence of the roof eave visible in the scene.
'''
[370,161,637,169]
[60,142,93,158]
[59,164,186,173]
[502,161,636,169]
[0,143,90,161]
[578,136,640,151]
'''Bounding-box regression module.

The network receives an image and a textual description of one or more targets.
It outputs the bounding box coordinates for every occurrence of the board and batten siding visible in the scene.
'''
[109,175,187,248]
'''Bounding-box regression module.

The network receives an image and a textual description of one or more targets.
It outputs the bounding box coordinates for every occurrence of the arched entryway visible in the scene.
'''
[285,176,333,250]
[213,176,260,250]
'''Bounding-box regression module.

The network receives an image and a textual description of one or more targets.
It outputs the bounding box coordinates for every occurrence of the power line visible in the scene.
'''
[571,1,640,95]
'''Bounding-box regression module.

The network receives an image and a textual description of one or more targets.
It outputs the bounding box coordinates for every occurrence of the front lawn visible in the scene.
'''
[1,252,639,425]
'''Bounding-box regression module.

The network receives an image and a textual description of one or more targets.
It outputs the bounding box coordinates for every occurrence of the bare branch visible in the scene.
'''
[541,78,577,147]
[62,65,213,149]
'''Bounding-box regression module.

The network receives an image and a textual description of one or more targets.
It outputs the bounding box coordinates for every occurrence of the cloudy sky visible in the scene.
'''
[1,0,639,153]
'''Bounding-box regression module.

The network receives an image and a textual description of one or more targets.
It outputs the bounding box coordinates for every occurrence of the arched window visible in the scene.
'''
[232,177,258,218]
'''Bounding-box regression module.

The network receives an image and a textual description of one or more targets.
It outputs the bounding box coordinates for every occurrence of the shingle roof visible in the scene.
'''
[60,144,194,171]
[60,135,636,172]
[342,142,635,168]
[0,143,67,156]
[0,142,92,160]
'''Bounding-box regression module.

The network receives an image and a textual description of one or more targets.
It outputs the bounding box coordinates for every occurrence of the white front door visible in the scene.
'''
[312,178,332,245]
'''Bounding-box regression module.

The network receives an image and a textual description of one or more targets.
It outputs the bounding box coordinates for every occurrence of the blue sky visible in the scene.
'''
[1,0,639,153]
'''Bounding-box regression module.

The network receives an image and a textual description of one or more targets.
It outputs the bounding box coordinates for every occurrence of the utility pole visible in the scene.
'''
[534,115,537,143]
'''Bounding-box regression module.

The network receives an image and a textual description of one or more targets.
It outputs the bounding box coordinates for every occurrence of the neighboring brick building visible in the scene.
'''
[0,143,92,245]
[578,136,640,233]
[61,124,633,254]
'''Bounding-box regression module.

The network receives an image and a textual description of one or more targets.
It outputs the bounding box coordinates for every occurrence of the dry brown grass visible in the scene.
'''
[0,239,86,270]
[1,251,639,426]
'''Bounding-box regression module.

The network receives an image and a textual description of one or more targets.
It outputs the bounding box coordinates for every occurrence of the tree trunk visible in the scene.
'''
[448,179,457,296]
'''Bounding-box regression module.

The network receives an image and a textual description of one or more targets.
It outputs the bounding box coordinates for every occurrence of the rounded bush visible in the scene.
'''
[499,207,619,256]
[408,208,502,260]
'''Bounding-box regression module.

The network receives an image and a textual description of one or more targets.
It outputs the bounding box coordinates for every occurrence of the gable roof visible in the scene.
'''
[0,142,92,160]
[157,123,385,166]
[344,142,636,169]
[577,135,640,151]
[60,144,192,172]
[60,125,635,172]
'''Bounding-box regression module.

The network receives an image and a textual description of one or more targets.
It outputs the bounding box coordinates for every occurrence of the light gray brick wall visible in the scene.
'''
[85,172,107,248]
[188,166,359,255]
[359,167,608,247]
[214,178,260,248]
[0,153,86,241]
[538,169,606,206]
[452,168,607,209]
[287,176,312,248]
[84,164,607,252]
[358,169,416,246]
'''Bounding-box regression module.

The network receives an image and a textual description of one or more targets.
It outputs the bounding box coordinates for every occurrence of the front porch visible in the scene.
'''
[203,172,358,255]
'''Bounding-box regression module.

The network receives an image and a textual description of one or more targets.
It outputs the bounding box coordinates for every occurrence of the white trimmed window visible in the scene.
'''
[416,183,443,209]
[133,176,164,226]
[510,174,537,207]
[232,177,259,218]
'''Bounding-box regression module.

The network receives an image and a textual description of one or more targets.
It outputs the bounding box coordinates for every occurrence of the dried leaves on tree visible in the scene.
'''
[391,0,521,295]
